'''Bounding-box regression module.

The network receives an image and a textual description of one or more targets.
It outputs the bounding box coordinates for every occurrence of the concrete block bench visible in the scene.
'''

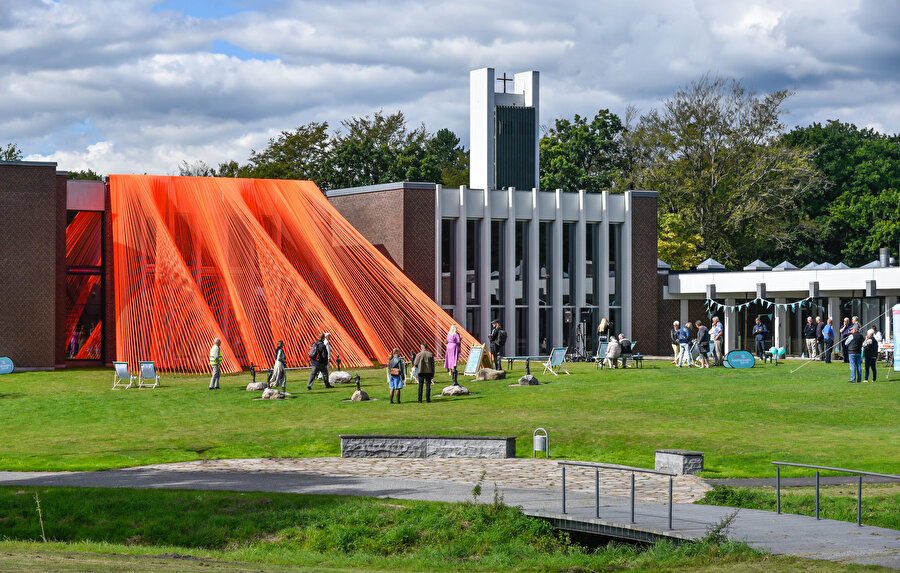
[340,434,516,459]
[655,449,704,475]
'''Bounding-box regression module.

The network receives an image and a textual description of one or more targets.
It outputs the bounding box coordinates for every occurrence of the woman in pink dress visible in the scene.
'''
[445,324,461,385]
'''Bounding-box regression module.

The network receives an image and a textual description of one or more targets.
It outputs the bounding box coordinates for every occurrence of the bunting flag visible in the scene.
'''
[109,175,477,374]
[705,296,815,314]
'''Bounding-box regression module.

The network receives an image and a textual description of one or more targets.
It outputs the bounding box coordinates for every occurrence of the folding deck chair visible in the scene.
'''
[138,361,160,388]
[542,347,570,376]
[112,361,136,389]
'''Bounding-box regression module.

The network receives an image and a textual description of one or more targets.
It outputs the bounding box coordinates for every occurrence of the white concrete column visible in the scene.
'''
[599,191,610,321]
[679,299,689,327]
[885,296,897,343]
[469,68,493,191]
[575,189,587,321]
[827,297,840,323]
[479,188,492,343]
[774,298,787,349]
[454,186,468,328]
[528,187,540,354]
[504,187,517,351]
[552,189,564,347]
[724,298,737,353]
[622,191,633,339]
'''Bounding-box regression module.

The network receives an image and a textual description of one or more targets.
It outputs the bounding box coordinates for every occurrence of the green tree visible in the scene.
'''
[539,110,626,193]
[657,213,705,270]
[627,75,818,267]
[68,169,103,180]
[1,142,23,162]
[783,121,900,265]
[244,122,331,182]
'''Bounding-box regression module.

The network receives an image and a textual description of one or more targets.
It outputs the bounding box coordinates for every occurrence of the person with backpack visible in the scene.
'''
[676,322,693,367]
[489,320,507,370]
[307,333,333,390]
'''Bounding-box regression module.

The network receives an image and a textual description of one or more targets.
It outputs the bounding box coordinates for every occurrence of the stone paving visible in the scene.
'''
[133,457,711,504]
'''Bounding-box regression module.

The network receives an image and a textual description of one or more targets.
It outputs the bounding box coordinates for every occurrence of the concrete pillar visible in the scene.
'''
[552,189,563,347]
[454,186,467,328]
[827,297,840,323]
[724,298,737,353]
[504,187,516,351]
[679,299,689,327]
[774,298,787,350]
[479,188,491,343]
[434,184,442,305]
[599,191,610,322]
[885,296,897,343]
[528,187,540,354]
[575,189,587,316]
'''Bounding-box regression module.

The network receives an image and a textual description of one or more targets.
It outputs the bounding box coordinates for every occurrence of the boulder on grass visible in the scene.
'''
[246,381,268,391]
[518,375,539,386]
[329,371,352,385]
[475,368,506,381]
[441,384,469,396]
[350,389,370,401]
[261,388,285,400]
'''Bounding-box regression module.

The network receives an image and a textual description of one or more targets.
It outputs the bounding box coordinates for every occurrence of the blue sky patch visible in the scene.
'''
[210,40,278,61]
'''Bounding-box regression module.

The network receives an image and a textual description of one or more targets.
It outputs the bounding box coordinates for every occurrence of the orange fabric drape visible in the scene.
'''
[64,212,102,346]
[108,175,475,373]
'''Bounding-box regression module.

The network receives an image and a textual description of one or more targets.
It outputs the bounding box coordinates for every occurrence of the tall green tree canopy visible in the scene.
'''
[539,109,626,193]
[783,121,900,266]
[1,143,23,162]
[626,75,818,268]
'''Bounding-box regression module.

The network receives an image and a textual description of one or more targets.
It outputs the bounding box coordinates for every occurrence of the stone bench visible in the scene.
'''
[340,434,516,459]
[655,449,704,475]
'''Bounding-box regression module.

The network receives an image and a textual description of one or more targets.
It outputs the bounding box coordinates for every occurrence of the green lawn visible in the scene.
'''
[0,360,897,477]
[0,486,866,573]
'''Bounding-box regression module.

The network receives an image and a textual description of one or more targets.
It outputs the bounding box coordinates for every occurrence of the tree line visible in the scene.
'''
[6,75,898,270]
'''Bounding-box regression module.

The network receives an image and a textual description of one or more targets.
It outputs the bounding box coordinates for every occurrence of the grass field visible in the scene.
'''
[0,486,872,573]
[0,360,897,477]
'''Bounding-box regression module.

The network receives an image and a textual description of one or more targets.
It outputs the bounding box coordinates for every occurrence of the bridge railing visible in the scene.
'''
[772,461,900,526]
[558,461,677,529]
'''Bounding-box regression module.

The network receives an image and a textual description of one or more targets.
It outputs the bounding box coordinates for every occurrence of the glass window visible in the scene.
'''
[490,220,504,305]
[65,211,104,360]
[539,221,552,305]
[562,222,575,306]
[440,219,456,306]
[515,220,529,305]
[585,223,600,306]
[466,219,480,304]
[609,224,622,312]
[466,307,481,342]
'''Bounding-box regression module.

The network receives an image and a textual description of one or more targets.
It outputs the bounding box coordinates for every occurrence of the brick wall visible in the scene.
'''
[0,163,59,369]
[329,188,405,269]
[630,194,662,354]
[55,174,67,367]
[657,273,680,358]
[402,188,436,298]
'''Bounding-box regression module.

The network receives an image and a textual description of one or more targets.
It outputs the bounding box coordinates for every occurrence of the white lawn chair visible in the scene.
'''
[138,361,160,389]
[112,362,136,389]
[542,347,571,376]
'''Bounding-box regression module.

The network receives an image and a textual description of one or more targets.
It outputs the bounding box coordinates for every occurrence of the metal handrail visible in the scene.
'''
[772,461,900,526]
[558,461,677,529]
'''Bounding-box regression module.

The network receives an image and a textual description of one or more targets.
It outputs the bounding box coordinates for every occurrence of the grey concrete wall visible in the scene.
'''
[341,435,516,458]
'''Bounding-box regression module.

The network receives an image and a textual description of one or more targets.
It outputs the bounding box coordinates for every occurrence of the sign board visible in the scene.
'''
[0,356,14,375]
[724,350,755,369]
[893,304,900,371]
[464,344,492,375]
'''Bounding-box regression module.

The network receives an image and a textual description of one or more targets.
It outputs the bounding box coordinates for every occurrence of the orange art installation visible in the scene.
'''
[64,211,102,348]
[108,175,475,374]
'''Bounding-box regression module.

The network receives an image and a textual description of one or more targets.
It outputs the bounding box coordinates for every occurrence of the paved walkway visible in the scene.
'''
[0,458,897,569]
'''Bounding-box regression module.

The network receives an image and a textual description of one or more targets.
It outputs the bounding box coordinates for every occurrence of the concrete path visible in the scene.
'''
[0,460,897,569]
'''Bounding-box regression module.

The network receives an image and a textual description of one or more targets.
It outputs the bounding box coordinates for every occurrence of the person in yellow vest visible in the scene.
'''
[209,338,222,390]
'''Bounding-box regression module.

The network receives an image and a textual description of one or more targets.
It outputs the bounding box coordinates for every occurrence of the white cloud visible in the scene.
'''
[2,0,899,175]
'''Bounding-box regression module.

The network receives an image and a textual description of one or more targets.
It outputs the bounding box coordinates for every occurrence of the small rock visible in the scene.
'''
[246,381,268,391]
[350,389,370,401]
[441,384,469,396]
[261,388,285,400]
[518,375,539,385]
[475,368,506,381]
[329,371,352,385]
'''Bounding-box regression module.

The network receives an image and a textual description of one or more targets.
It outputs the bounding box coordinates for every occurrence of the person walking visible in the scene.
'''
[489,320,506,370]
[752,318,768,363]
[845,325,864,383]
[803,316,817,359]
[387,348,404,403]
[445,325,461,385]
[676,322,692,367]
[710,316,724,366]
[862,328,878,383]
[822,318,835,364]
[307,334,333,390]
[815,316,825,360]
[696,320,710,368]
[670,321,680,364]
[208,338,222,390]
[413,343,436,403]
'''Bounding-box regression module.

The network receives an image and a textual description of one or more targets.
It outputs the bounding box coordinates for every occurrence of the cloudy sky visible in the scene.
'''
[2,0,898,175]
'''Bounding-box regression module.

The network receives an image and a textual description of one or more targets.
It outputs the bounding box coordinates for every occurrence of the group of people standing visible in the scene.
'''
[804,315,884,383]
[671,317,725,367]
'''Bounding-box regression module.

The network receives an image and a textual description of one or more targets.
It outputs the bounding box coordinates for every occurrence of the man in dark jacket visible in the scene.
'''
[803,317,817,359]
[815,317,825,360]
[489,320,506,370]
[413,343,436,402]
[307,333,333,390]
[845,325,864,383]
[752,318,768,362]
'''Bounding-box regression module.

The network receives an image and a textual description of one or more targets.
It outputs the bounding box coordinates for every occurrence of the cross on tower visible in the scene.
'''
[496,72,514,93]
